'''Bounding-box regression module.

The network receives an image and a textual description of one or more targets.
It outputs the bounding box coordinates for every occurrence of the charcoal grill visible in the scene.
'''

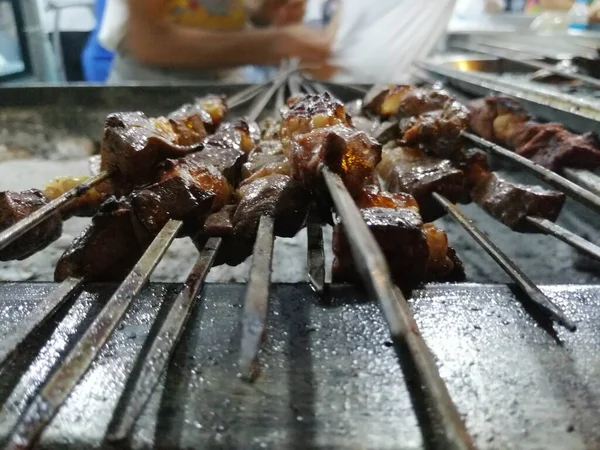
[0,79,600,450]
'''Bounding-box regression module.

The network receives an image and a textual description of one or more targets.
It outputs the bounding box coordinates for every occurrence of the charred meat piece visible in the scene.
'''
[517,128,600,172]
[332,206,430,294]
[281,93,351,142]
[468,96,529,143]
[422,223,465,282]
[233,174,310,240]
[167,102,212,146]
[242,141,290,183]
[55,197,145,282]
[217,174,310,266]
[214,118,260,154]
[363,85,451,119]
[472,173,566,232]
[504,121,563,150]
[290,124,382,197]
[0,190,62,261]
[100,112,201,193]
[44,176,112,218]
[401,100,470,158]
[157,157,233,212]
[196,95,227,130]
[130,167,218,239]
[377,147,466,221]
[355,184,420,212]
[452,148,490,197]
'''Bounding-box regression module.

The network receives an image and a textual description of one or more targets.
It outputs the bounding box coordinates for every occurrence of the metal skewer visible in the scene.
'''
[462,131,600,215]
[5,219,183,450]
[433,193,575,331]
[525,217,600,262]
[453,42,600,89]
[239,215,275,381]
[563,168,600,198]
[106,237,222,443]
[3,81,278,448]
[0,171,111,253]
[321,168,474,449]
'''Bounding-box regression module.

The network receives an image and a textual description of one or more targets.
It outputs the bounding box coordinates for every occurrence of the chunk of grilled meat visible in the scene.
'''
[469,96,600,172]
[355,184,420,212]
[472,173,566,232]
[43,176,109,218]
[401,100,470,158]
[290,124,382,197]
[281,93,351,142]
[167,102,212,146]
[452,148,490,196]
[377,146,466,221]
[182,120,256,187]
[468,96,529,143]
[196,95,227,131]
[517,128,600,172]
[242,141,290,183]
[100,112,202,193]
[55,197,145,282]
[351,184,465,282]
[332,206,430,293]
[363,85,452,119]
[220,174,310,266]
[130,162,224,240]
[422,223,465,282]
[0,189,63,261]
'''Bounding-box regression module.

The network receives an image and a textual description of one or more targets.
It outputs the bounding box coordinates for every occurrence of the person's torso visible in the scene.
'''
[166,0,248,30]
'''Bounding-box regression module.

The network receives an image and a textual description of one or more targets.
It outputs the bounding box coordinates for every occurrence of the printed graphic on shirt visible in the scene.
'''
[169,0,247,29]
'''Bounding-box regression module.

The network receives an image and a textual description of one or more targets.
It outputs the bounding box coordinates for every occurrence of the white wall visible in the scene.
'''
[35,0,96,32]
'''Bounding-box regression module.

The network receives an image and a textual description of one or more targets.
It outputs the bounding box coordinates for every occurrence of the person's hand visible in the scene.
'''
[277,24,332,64]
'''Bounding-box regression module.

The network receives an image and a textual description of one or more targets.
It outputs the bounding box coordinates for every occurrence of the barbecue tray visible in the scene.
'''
[418,54,600,135]
[1,83,600,449]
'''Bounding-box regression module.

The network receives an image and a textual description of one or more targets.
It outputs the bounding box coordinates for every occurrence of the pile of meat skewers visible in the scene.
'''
[0,86,586,295]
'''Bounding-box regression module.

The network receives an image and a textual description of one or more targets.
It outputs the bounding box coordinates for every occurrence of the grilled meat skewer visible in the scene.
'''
[0,98,230,263]
[468,96,600,172]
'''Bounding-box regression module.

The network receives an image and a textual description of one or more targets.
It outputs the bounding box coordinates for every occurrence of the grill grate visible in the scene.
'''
[1,79,600,449]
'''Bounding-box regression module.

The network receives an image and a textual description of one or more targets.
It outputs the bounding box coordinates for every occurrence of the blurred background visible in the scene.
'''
[0,0,598,86]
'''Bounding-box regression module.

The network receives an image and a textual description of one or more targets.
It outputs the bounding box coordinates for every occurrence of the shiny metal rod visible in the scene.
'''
[322,168,474,450]
[239,215,275,381]
[563,168,600,198]
[463,132,600,216]
[5,219,183,450]
[0,171,111,252]
[106,237,222,443]
[434,193,575,331]
[525,217,600,263]
[454,42,600,89]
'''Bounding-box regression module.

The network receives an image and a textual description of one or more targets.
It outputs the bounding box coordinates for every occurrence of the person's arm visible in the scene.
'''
[248,0,306,27]
[126,0,329,69]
